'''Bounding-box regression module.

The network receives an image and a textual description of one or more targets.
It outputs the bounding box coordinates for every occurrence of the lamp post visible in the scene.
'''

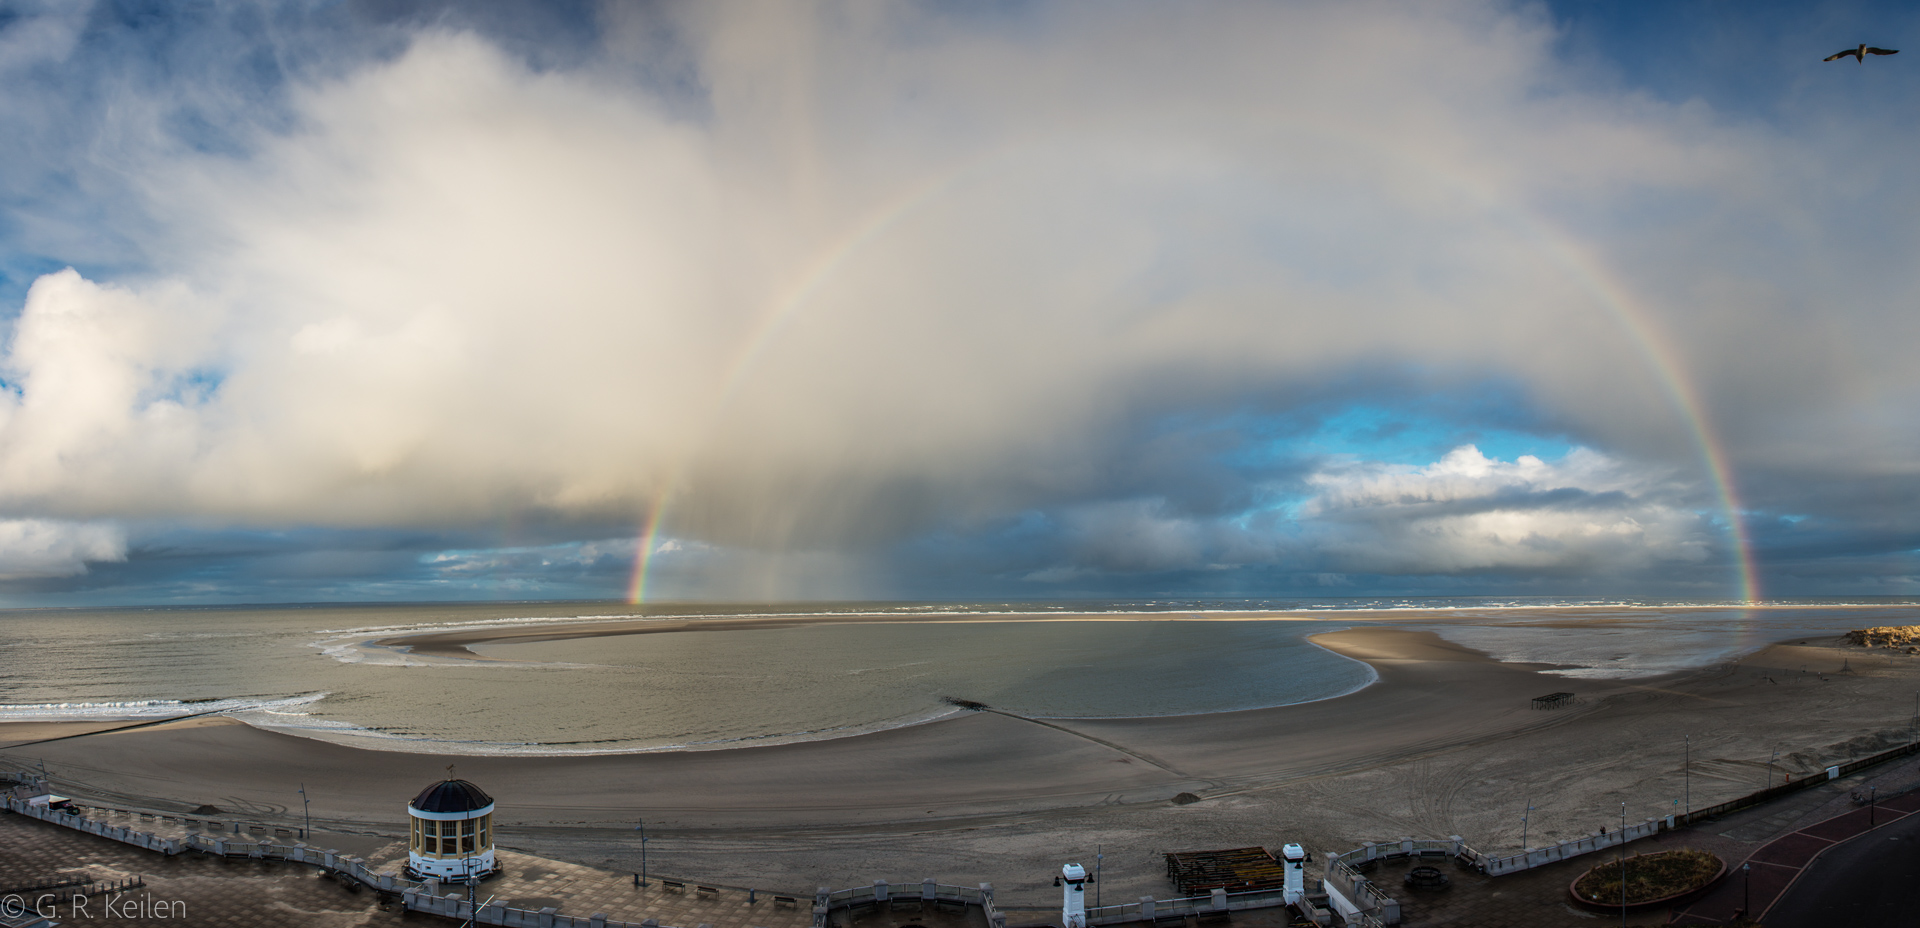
[1765,749,1780,788]
[1618,802,1627,928]
[1522,800,1534,851]
[1095,846,1103,910]
[299,784,311,841]
[1741,863,1750,916]
[1870,786,1878,830]
[1683,735,1690,815]
[634,822,650,888]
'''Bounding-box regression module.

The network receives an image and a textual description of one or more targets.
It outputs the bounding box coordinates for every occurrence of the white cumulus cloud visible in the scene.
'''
[1301,446,1713,574]
[0,519,126,580]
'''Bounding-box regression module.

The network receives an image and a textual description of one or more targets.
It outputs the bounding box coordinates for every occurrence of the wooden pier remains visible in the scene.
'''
[1163,846,1288,895]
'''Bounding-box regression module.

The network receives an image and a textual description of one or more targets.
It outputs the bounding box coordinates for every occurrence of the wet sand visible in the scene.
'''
[5,628,1611,825]
[6,623,1918,905]
[375,604,1892,660]
[379,611,1340,660]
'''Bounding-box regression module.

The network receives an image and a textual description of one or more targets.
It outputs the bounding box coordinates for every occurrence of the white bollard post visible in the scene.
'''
[1060,863,1088,928]
[1281,844,1308,906]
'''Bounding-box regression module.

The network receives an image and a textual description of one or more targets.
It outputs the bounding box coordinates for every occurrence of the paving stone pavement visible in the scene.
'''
[4,808,823,928]
[472,849,815,928]
[0,811,415,927]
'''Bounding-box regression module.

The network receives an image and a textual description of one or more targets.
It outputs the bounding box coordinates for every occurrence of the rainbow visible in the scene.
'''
[626,145,1760,606]
[1528,227,1760,604]
[625,164,994,604]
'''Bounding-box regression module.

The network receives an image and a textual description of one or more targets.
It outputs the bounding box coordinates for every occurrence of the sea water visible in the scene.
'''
[0,598,1911,755]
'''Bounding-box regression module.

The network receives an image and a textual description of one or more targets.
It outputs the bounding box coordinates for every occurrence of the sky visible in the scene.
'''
[0,0,1916,606]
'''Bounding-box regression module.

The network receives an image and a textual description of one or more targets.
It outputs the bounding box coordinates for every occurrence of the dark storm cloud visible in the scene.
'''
[0,0,1916,601]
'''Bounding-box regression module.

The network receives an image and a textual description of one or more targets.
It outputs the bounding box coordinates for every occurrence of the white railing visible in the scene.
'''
[1323,857,1398,926]
[1084,886,1293,926]
[813,880,1004,928]
[1468,817,1669,876]
[1329,837,1462,869]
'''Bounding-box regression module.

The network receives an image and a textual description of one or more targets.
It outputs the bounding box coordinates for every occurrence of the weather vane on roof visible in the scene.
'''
[1825,44,1899,63]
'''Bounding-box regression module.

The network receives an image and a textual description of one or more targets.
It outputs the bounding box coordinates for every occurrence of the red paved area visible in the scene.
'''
[1670,795,1917,925]
[1798,807,1874,841]
[1745,833,1830,866]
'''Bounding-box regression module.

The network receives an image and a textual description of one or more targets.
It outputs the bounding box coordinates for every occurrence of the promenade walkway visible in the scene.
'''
[0,811,406,927]
[6,803,821,928]
[477,849,813,928]
[1669,790,1920,925]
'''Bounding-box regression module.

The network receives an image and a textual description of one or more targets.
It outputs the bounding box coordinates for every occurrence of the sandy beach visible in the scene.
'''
[7,618,1919,905]
[380,610,1348,660]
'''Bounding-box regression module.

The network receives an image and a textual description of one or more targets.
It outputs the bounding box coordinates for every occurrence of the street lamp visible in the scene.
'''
[299,784,311,841]
[1522,800,1534,851]
[634,822,650,888]
[1095,846,1103,910]
[1618,803,1627,928]
[1741,863,1750,916]
[1870,786,1878,830]
[1765,749,1780,788]
[1683,735,1690,815]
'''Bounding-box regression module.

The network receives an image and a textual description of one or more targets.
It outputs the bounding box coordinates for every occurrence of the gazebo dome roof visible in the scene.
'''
[410,778,494,814]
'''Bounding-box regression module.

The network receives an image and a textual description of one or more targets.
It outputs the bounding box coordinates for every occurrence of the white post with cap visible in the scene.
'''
[1060,863,1088,928]
[1281,844,1308,906]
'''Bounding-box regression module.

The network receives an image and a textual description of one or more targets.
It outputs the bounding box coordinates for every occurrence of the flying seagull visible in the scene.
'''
[1825,44,1899,63]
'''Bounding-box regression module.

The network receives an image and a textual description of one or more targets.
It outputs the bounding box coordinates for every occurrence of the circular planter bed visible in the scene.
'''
[1569,849,1726,911]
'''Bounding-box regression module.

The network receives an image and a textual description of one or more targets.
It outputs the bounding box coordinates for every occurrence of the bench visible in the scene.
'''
[660,880,686,893]
[773,896,799,909]
[696,886,720,899]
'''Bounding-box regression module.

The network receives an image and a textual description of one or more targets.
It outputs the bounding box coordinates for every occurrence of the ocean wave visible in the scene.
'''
[0,692,328,722]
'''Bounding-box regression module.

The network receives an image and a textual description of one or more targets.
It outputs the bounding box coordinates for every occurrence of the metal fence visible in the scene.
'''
[812,879,1005,928]
[1083,885,1294,926]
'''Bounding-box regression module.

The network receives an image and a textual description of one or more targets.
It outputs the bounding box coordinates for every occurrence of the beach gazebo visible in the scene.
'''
[405,777,497,882]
